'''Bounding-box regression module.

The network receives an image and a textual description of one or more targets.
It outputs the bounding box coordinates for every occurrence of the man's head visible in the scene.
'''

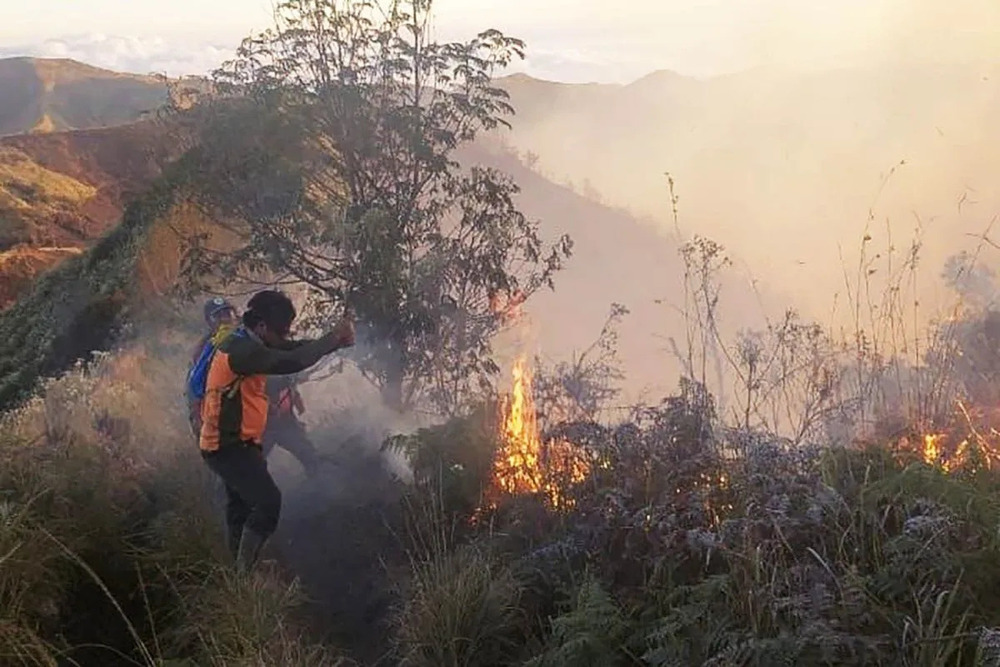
[204,297,237,329]
[243,290,296,346]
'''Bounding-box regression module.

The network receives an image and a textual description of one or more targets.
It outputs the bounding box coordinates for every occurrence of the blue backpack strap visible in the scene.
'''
[186,339,217,401]
[185,335,207,400]
[188,326,250,401]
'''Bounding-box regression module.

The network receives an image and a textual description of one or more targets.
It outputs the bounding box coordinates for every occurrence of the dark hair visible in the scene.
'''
[243,290,296,334]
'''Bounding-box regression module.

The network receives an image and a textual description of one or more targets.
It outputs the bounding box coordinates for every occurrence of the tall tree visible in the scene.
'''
[179,0,571,415]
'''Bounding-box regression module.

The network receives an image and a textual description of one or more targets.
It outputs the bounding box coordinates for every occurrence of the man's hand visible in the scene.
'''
[321,315,355,352]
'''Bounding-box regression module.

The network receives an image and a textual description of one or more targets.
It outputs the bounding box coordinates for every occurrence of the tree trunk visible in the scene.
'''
[380,338,405,413]
[381,375,404,413]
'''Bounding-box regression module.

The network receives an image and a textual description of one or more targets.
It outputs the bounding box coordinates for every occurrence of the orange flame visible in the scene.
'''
[943,439,969,473]
[922,433,941,465]
[488,356,590,510]
[495,359,542,495]
[902,424,991,473]
[896,400,1000,473]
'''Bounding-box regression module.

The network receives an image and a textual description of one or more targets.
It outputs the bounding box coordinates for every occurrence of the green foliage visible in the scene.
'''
[177,0,572,414]
[386,402,499,517]
[524,578,635,667]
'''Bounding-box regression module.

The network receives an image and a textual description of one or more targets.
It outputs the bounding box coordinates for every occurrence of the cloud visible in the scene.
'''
[0,33,237,77]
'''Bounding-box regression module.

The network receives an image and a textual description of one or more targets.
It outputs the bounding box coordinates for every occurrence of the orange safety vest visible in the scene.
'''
[198,345,269,452]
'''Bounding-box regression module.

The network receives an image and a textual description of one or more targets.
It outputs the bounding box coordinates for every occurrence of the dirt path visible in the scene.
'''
[271,450,410,665]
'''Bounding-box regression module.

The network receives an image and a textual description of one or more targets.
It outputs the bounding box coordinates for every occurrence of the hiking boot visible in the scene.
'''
[235,528,267,574]
[226,524,243,562]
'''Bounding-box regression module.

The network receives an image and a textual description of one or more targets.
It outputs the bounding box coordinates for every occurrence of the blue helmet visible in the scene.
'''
[203,296,236,324]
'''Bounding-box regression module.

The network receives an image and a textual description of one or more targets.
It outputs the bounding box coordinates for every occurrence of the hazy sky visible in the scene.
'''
[1,0,999,82]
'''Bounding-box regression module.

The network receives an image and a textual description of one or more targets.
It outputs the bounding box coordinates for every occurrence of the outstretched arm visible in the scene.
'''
[228,334,343,376]
[228,319,355,376]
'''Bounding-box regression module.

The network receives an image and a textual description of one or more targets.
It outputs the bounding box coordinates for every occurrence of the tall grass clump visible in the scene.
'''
[394,541,525,667]
[386,410,530,667]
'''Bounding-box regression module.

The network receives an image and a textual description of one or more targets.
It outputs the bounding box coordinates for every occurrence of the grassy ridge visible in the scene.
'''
[0,182,171,410]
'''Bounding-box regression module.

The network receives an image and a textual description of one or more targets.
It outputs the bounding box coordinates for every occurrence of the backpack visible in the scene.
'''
[186,324,238,402]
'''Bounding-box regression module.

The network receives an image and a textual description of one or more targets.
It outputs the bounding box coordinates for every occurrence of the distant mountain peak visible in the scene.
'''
[498,72,543,84]
[628,69,689,85]
[0,57,168,137]
[0,56,151,82]
[497,70,622,90]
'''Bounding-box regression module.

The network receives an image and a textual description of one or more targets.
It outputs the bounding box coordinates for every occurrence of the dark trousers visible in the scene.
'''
[202,442,282,556]
[262,415,320,471]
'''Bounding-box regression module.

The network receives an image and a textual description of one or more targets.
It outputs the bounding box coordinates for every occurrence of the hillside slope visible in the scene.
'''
[466,143,768,402]
[0,150,234,409]
[0,57,168,136]
[0,119,186,245]
[0,119,192,307]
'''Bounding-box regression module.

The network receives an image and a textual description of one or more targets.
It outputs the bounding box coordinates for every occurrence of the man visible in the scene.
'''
[186,297,239,436]
[199,289,355,572]
[188,297,325,476]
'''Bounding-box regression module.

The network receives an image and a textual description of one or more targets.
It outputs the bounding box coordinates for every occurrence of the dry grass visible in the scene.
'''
[0,146,96,209]
[394,542,525,667]
[173,568,356,667]
[0,146,98,255]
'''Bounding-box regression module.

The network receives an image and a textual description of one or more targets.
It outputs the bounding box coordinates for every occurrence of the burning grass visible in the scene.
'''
[485,356,592,511]
[393,389,1000,666]
[890,401,1000,475]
